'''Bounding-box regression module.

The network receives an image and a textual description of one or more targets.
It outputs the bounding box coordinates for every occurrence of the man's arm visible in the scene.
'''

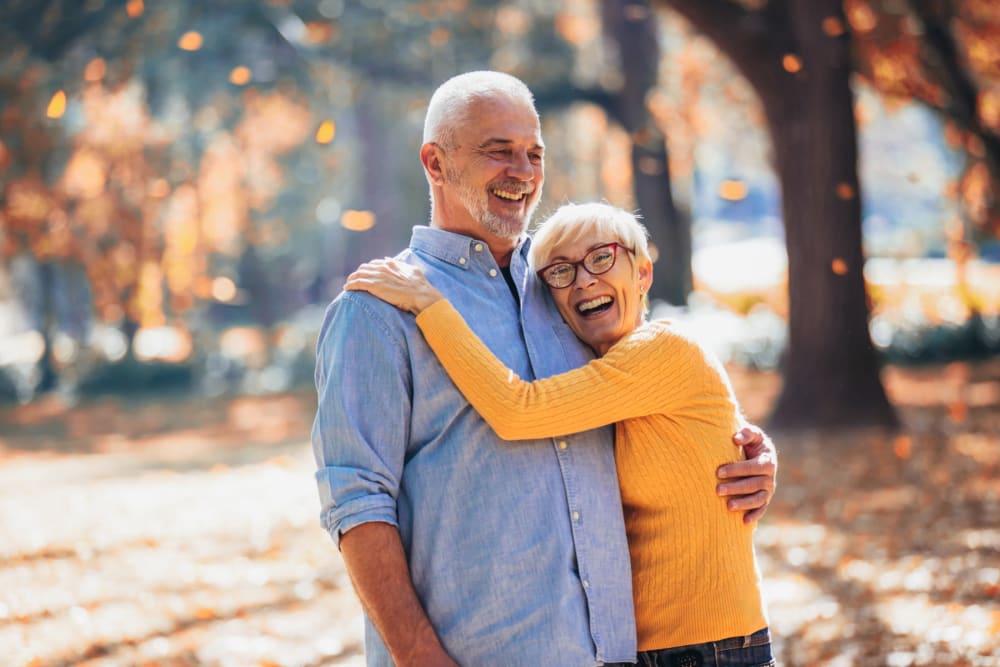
[718,424,778,523]
[312,295,454,665]
[340,523,458,667]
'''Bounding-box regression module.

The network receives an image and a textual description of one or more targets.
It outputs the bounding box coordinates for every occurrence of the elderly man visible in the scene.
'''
[312,71,777,667]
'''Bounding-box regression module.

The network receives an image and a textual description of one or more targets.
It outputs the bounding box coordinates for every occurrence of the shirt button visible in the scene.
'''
[488,269,498,277]
[558,441,567,450]
[474,243,484,252]
[459,257,467,265]
[582,580,590,589]
[572,511,580,521]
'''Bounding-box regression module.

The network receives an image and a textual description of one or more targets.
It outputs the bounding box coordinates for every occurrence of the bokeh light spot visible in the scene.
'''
[126,0,143,18]
[178,31,204,51]
[832,258,849,275]
[822,16,845,36]
[315,119,336,144]
[341,210,375,231]
[84,57,106,82]
[837,182,856,199]
[782,54,803,73]
[47,90,67,118]
[847,3,878,33]
[719,179,748,201]
[211,276,238,302]
[229,66,252,86]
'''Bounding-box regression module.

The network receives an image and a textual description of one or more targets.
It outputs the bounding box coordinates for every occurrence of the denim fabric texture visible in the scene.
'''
[604,628,774,667]
[312,227,637,666]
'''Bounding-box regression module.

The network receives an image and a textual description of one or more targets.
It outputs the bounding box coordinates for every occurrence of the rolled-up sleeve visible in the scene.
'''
[311,293,412,547]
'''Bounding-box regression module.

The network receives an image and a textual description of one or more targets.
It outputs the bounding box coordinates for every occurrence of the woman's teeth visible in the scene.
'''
[577,296,613,314]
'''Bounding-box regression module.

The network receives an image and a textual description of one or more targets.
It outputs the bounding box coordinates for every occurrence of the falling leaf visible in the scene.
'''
[893,435,912,459]
[837,182,856,199]
[193,607,217,620]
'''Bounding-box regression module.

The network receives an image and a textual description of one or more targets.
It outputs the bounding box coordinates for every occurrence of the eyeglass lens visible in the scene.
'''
[542,244,618,288]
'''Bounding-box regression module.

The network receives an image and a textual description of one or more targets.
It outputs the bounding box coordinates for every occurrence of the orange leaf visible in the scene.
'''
[193,606,217,620]
[893,435,912,459]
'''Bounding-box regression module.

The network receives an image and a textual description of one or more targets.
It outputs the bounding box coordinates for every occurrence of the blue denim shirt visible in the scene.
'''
[312,226,636,666]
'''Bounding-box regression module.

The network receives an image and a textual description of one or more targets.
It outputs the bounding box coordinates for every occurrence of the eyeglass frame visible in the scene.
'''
[535,242,635,289]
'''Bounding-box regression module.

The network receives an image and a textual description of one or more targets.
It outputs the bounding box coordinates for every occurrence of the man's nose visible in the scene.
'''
[506,150,535,180]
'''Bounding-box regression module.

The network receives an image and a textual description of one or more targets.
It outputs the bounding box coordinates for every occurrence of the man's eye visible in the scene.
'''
[529,153,543,163]
[491,149,512,158]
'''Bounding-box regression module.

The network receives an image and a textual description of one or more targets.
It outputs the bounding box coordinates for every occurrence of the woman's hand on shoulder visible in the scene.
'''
[345,258,443,315]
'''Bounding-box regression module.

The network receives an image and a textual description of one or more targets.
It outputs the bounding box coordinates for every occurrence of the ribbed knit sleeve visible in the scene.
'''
[415,299,732,441]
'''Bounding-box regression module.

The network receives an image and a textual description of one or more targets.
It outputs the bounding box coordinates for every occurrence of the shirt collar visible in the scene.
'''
[410,225,530,270]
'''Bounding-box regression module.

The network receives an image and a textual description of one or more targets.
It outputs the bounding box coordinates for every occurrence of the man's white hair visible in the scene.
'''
[423,71,537,150]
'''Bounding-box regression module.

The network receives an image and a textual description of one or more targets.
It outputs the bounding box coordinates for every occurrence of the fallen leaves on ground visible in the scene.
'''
[0,362,998,666]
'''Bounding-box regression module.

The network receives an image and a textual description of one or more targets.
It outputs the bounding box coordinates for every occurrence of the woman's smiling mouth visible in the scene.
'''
[576,296,614,316]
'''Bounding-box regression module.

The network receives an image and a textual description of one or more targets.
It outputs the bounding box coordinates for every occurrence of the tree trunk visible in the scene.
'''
[763,1,897,429]
[603,0,692,305]
[662,0,898,429]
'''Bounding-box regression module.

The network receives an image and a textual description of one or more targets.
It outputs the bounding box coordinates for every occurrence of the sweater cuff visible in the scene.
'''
[415,297,456,332]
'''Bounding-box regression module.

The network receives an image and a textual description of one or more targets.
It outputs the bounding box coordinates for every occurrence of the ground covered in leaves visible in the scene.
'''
[1,361,998,666]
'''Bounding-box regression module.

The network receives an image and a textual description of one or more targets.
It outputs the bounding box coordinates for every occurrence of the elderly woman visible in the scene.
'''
[345,202,773,667]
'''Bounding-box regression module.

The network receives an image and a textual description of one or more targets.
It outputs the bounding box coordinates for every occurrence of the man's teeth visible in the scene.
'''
[578,296,612,313]
[492,188,524,201]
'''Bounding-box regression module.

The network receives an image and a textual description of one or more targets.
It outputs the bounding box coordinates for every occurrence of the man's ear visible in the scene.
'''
[421,143,446,186]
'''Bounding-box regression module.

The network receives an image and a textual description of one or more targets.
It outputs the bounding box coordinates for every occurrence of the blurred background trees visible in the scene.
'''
[1,0,998,429]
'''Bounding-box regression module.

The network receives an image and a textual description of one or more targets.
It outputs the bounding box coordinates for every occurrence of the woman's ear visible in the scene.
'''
[638,258,653,295]
[420,143,446,186]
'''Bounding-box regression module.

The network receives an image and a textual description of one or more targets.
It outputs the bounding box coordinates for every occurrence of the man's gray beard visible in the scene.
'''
[446,166,539,240]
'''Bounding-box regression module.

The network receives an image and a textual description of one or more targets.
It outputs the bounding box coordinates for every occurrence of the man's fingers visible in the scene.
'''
[734,425,763,446]
[716,475,772,498]
[717,456,776,481]
[742,505,767,524]
[722,488,769,511]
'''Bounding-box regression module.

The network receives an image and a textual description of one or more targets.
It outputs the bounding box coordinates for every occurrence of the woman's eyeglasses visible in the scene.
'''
[536,242,634,289]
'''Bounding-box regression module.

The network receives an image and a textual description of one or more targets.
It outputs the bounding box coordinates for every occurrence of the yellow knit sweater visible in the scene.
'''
[415,300,767,650]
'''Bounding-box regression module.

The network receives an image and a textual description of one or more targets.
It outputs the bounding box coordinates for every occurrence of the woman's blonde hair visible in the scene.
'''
[529,202,652,270]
